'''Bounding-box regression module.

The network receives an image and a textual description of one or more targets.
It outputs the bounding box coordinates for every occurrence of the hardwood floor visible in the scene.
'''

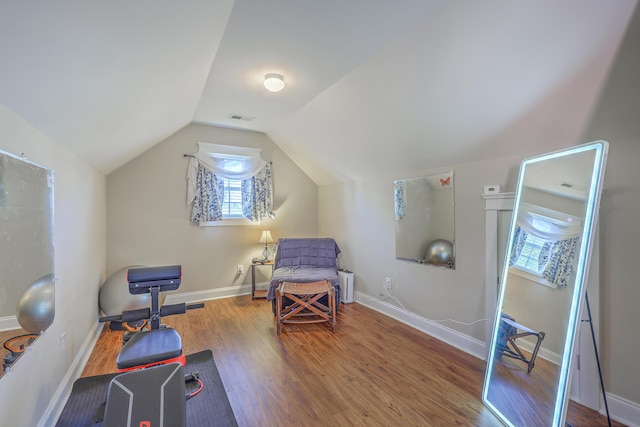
[82,296,623,426]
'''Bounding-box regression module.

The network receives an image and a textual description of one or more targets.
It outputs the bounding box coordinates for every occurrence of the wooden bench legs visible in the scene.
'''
[275,280,336,335]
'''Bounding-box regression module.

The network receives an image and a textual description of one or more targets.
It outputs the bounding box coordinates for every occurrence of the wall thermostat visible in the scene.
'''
[483,185,501,194]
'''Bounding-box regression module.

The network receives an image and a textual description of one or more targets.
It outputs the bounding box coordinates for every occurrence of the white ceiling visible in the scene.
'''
[1,1,637,184]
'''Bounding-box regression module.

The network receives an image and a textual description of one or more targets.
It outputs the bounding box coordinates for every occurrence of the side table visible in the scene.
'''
[251,261,274,299]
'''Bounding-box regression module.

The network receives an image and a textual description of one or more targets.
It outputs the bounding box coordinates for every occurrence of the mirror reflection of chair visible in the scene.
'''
[275,280,336,335]
[497,313,545,374]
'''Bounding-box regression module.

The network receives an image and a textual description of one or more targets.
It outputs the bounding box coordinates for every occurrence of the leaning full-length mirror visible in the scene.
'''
[483,141,608,426]
[394,172,455,268]
[0,150,55,378]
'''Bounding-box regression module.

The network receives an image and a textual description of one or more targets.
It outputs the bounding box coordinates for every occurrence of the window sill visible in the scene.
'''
[508,266,558,289]
[199,218,259,227]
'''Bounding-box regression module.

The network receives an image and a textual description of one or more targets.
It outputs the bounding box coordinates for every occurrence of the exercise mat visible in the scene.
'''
[56,349,237,426]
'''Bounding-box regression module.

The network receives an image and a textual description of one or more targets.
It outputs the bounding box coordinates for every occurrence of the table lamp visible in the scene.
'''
[259,231,274,261]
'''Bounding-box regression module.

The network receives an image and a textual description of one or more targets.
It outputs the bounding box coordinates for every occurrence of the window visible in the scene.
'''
[187,142,275,225]
[508,210,581,289]
[217,157,246,220]
[221,178,243,219]
[512,234,548,275]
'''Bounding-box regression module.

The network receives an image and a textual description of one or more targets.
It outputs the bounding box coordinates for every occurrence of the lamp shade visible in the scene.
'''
[264,73,285,92]
[259,230,274,244]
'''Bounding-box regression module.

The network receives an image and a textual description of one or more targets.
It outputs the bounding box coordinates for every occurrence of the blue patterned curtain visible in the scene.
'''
[189,163,224,222]
[508,225,528,266]
[241,162,275,222]
[394,180,406,221]
[540,236,579,287]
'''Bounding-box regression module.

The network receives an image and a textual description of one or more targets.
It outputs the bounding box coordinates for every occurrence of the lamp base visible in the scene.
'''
[262,245,271,261]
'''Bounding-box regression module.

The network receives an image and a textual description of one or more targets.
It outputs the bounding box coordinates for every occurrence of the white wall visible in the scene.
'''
[0,104,106,426]
[318,138,640,408]
[106,123,318,294]
[593,137,640,404]
[320,155,521,342]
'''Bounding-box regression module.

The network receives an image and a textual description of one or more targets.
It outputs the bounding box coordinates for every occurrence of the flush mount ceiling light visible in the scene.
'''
[264,73,285,92]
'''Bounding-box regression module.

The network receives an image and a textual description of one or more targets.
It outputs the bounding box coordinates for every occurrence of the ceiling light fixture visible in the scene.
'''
[264,73,285,92]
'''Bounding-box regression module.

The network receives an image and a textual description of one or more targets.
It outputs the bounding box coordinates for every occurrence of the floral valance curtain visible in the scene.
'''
[394,180,406,220]
[539,236,579,287]
[242,162,276,221]
[188,160,225,222]
[187,155,275,223]
[508,209,582,287]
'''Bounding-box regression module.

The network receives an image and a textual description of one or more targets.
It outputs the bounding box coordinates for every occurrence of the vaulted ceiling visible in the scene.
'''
[1,1,637,185]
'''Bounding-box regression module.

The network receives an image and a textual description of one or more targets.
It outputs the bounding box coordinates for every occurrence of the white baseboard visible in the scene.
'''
[606,392,640,427]
[0,315,19,332]
[164,283,254,304]
[39,321,104,427]
[354,291,487,360]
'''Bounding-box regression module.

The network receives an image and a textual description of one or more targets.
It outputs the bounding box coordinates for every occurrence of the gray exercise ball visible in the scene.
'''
[99,266,165,316]
[17,274,55,334]
[425,239,455,268]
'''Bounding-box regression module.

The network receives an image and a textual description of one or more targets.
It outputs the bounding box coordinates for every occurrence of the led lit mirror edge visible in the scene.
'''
[481,141,609,427]
[0,149,56,377]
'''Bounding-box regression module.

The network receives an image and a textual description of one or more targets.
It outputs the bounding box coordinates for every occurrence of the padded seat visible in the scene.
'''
[275,280,336,335]
[116,328,185,371]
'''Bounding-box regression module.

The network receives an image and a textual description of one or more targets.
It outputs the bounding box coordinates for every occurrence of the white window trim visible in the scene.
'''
[199,218,260,227]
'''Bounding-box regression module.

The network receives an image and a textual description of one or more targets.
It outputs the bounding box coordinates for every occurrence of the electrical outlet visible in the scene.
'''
[236,265,244,275]
[384,277,392,290]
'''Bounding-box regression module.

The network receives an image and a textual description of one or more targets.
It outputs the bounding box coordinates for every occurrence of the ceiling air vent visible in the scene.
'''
[228,113,255,121]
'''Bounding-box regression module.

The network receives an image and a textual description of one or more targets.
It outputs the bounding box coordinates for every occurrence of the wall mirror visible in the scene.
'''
[394,172,455,268]
[0,150,55,378]
[482,141,608,426]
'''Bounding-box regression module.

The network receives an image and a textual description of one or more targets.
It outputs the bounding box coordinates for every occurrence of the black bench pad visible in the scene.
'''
[116,328,182,370]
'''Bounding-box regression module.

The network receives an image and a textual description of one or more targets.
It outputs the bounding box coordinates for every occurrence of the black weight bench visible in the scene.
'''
[99,265,203,427]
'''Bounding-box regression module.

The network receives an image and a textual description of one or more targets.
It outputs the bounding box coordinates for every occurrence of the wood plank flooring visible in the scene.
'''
[81,296,623,427]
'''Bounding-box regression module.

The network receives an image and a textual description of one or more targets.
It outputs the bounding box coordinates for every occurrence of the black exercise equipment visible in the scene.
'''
[2,334,38,372]
[98,265,204,427]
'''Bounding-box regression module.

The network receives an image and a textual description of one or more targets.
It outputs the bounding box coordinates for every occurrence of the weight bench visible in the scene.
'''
[275,280,336,335]
[497,313,546,374]
[99,265,199,427]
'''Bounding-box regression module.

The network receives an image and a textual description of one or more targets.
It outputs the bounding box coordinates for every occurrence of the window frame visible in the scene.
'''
[509,228,558,289]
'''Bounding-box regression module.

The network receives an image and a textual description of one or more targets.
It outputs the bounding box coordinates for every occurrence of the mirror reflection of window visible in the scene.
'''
[509,207,582,289]
[513,234,548,275]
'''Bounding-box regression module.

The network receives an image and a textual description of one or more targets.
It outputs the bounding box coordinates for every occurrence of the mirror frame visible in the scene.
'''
[0,149,55,377]
[482,141,608,426]
[394,172,455,268]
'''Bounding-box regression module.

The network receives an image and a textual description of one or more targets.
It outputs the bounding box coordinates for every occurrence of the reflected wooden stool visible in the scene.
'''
[498,313,545,374]
[275,280,336,335]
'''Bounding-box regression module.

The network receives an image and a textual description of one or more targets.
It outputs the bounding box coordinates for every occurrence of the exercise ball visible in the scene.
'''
[424,239,455,268]
[99,266,165,316]
[17,274,55,334]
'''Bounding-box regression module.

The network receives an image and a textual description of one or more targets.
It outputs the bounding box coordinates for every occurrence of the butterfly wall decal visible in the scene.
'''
[440,176,451,187]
